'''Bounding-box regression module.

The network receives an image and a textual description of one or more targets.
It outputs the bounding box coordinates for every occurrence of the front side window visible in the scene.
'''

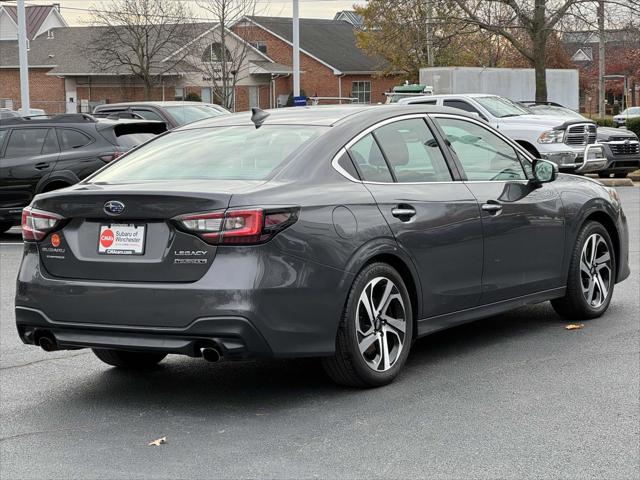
[374,119,452,182]
[348,133,393,182]
[88,125,326,182]
[352,81,371,104]
[4,128,50,158]
[435,117,526,181]
[57,129,91,150]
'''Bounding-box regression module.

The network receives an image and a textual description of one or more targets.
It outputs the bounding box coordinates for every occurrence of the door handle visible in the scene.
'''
[35,162,50,170]
[481,203,503,213]
[391,205,416,220]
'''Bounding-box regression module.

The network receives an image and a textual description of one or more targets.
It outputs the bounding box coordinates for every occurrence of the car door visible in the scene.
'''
[347,115,484,318]
[0,127,59,210]
[54,128,104,181]
[432,114,565,304]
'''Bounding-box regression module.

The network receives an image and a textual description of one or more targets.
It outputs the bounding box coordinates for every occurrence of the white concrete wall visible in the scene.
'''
[420,67,580,111]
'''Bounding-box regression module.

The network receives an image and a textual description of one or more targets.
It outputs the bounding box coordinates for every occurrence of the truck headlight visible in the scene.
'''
[538,130,565,144]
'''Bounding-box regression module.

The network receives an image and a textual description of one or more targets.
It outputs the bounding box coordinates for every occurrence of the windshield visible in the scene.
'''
[88,125,327,182]
[620,107,640,116]
[164,105,227,125]
[529,105,585,119]
[475,96,530,118]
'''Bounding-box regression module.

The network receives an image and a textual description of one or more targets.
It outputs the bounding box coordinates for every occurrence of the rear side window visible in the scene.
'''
[374,119,452,182]
[443,100,479,114]
[4,128,50,158]
[348,133,393,182]
[57,129,92,150]
[132,109,164,121]
[89,125,326,182]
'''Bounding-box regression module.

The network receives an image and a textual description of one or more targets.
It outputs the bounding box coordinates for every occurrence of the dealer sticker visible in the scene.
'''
[98,224,145,255]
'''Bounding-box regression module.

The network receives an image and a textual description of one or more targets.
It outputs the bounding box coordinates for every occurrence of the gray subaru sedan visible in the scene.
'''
[15,105,630,388]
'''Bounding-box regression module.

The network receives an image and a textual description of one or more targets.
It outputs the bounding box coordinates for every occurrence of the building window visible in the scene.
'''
[352,81,371,104]
[175,88,184,101]
[202,42,230,63]
[250,41,268,54]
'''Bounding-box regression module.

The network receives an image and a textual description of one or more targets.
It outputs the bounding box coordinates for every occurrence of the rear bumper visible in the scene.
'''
[16,306,271,359]
[15,242,352,358]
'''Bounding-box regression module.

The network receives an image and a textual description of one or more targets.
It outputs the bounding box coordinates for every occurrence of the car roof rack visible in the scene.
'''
[0,113,98,126]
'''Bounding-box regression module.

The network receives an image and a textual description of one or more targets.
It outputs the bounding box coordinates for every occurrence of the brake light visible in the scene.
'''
[173,207,298,245]
[99,150,123,163]
[22,207,64,241]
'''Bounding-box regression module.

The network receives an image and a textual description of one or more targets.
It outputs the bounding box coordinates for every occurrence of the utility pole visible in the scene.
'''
[17,0,30,114]
[292,0,300,97]
[597,0,605,117]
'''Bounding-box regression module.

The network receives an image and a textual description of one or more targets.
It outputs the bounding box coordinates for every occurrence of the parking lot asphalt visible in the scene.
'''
[1,187,638,480]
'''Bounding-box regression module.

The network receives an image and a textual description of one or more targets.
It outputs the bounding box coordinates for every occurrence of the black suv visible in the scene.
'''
[0,114,166,233]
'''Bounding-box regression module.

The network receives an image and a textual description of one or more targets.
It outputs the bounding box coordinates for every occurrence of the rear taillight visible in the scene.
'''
[22,207,64,241]
[99,150,123,163]
[173,207,298,245]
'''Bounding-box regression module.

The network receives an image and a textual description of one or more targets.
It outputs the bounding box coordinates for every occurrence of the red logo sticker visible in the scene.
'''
[51,233,61,247]
[100,229,114,248]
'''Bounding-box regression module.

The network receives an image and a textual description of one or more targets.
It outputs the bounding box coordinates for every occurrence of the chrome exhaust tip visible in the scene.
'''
[200,347,221,363]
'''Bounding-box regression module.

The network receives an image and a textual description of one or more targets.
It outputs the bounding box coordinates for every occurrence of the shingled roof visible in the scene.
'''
[246,16,384,74]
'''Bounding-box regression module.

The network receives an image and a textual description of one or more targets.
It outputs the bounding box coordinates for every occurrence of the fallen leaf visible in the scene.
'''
[565,323,584,330]
[148,436,167,446]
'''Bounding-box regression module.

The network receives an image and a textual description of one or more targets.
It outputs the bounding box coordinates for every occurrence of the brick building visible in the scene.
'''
[1,9,401,114]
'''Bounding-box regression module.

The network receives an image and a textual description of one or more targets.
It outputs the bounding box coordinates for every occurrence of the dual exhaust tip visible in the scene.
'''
[200,346,221,363]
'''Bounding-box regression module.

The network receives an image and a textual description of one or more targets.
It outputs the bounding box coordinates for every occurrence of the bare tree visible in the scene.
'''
[452,0,598,102]
[87,0,195,99]
[192,0,258,110]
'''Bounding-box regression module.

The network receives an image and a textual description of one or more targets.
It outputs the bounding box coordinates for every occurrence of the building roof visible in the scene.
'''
[333,11,364,29]
[0,24,214,75]
[246,16,383,74]
[249,60,293,74]
[1,4,63,39]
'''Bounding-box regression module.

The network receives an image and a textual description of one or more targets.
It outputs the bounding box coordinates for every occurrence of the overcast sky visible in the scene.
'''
[19,1,365,25]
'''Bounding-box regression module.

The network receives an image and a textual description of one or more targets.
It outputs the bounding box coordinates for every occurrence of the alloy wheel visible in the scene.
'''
[355,277,407,372]
[580,233,612,308]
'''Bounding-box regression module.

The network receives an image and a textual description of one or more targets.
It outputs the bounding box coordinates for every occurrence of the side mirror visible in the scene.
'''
[532,159,558,184]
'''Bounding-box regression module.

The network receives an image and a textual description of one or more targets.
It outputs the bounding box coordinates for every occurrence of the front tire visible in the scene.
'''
[322,263,413,388]
[92,349,167,369]
[551,221,615,319]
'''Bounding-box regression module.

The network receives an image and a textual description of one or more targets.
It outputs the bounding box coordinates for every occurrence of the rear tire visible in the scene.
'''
[551,221,615,320]
[614,172,628,178]
[598,172,611,178]
[322,263,413,388]
[92,349,167,369]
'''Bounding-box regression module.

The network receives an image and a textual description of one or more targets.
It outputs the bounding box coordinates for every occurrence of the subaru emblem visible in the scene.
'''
[104,200,125,216]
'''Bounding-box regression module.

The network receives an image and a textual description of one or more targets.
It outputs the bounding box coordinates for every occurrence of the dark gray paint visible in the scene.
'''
[15,105,631,358]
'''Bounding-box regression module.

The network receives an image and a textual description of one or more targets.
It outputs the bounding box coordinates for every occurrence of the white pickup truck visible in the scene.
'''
[398,94,605,173]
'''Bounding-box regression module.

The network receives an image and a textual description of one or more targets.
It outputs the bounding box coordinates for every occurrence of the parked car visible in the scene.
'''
[92,101,230,129]
[0,108,21,120]
[0,114,166,233]
[613,107,640,128]
[15,105,629,388]
[522,103,640,178]
[398,94,604,173]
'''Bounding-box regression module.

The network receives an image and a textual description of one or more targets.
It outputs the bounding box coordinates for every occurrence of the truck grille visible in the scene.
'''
[609,140,640,156]
[564,124,597,146]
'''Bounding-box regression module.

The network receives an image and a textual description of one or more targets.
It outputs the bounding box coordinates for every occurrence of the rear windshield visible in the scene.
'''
[116,133,156,150]
[89,125,326,182]
[164,105,226,125]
